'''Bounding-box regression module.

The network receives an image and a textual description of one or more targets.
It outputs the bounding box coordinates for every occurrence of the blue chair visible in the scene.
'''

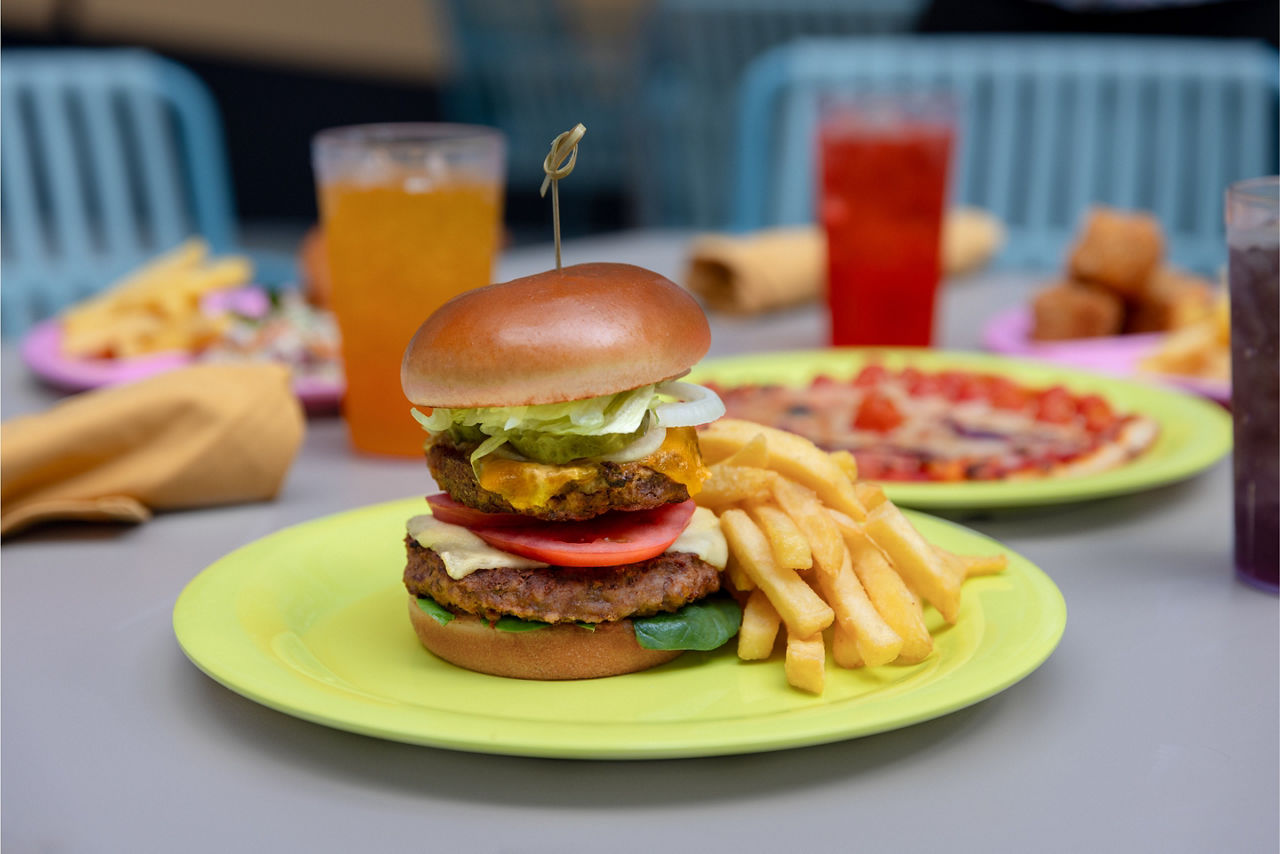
[641,0,925,227]
[1,49,294,336]
[441,0,647,221]
[729,37,1280,271]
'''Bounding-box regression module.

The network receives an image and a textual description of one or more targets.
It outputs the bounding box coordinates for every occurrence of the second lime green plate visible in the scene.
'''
[689,348,1232,510]
[174,498,1066,760]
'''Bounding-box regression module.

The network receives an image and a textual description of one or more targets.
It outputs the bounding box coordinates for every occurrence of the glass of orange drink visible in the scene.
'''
[312,124,505,456]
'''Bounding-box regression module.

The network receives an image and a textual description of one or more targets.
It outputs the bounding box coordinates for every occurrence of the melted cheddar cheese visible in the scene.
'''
[474,426,708,511]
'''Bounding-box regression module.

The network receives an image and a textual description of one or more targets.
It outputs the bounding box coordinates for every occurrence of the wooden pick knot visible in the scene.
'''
[540,123,585,270]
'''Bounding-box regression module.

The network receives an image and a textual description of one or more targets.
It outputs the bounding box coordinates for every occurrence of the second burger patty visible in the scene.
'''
[404,538,722,624]
[427,435,691,521]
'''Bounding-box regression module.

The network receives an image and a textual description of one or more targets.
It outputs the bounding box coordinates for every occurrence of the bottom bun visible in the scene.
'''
[407,595,683,680]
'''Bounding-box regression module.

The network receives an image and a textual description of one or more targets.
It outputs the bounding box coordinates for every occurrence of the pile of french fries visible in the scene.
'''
[1139,294,1230,382]
[61,238,253,359]
[697,418,1007,694]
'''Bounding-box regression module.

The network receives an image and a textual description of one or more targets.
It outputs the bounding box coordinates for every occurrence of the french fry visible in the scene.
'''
[831,622,864,669]
[830,449,858,483]
[719,509,834,638]
[812,548,903,667]
[785,629,826,694]
[59,238,252,360]
[68,239,208,312]
[842,524,933,663]
[769,476,845,580]
[745,500,812,570]
[854,482,888,512]
[720,432,769,468]
[826,509,933,662]
[865,502,962,624]
[933,545,1008,579]
[697,464,777,511]
[700,419,866,521]
[738,589,781,660]
[703,418,1007,694]
[723,550,756,593]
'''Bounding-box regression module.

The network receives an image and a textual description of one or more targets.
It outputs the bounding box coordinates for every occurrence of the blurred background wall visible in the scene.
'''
[4,0,1275,251]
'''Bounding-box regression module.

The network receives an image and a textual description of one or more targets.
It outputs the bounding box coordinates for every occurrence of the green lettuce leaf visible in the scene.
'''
[416,596,455,626]
[494,615,551,632]
[632,598,743,651]
[414,596,741,650]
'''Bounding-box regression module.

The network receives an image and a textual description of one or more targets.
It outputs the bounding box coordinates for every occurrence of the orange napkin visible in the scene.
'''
[1,363,305,537]
[684,208,1005,314]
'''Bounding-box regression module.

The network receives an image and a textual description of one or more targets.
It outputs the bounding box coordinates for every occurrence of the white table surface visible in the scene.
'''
[3,230,1276,854]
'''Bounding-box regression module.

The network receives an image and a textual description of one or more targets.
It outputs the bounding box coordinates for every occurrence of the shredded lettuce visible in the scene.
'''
[414,385,656,437]
[411,385,658,465]
[409,381,721,468]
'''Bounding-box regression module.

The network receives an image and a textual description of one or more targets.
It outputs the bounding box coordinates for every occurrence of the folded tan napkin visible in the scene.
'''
[2,363,305,537]
[685,208,1005,314]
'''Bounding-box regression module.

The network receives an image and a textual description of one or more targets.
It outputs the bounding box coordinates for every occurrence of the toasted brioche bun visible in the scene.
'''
[401,263,711,408]
[407,595,682,680]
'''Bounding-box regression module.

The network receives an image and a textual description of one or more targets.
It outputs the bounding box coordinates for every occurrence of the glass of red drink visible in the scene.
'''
[819,94,954,347]
[1226,176,1279,593]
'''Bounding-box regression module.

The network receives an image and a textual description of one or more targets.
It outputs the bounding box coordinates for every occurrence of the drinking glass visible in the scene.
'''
[313,124,505,457]
[1225,176,1279,592]
[818,94,954,347]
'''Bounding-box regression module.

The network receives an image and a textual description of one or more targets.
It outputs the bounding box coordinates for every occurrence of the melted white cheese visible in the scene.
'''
[406,505,728,580]
[670,506,728,569]
[406,515,549,580]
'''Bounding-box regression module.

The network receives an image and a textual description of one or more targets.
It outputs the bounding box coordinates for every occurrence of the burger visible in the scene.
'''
[399,262,738,680]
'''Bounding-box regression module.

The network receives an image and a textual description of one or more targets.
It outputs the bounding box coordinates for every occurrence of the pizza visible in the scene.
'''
[707,364,1159,482]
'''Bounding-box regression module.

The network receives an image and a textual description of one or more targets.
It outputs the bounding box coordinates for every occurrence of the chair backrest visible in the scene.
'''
[442,0,647,210]
[641,0,924,227]
[730,36,1280,271]
[1,48,237,335]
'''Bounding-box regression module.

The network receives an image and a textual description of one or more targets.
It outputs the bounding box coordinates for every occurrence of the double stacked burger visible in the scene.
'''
[399,262,737,680]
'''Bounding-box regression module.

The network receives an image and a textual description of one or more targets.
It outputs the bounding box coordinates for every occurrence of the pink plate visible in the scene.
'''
[21,318,343,415]
[981,306,1230,405]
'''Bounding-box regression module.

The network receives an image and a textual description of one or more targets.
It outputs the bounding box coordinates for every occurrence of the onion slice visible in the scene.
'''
[652,381,725,428]
[596,423,667,463]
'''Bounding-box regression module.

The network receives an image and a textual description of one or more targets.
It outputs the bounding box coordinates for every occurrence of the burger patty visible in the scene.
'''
[427,437,690,521]
[404,538,721,624]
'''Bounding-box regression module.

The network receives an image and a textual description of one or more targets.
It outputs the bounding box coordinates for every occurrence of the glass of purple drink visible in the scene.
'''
[1226,177,1279,593]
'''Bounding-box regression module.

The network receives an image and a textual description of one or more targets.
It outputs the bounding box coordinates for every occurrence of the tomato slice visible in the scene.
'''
[425,493,531,528]
[853,364,889,388]
[1035,386,1077,424]
[853,391,905,433]
[438,498,697,567]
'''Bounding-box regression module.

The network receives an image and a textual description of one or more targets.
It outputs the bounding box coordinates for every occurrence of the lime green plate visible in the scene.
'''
[689,348,1232,510]
[173,498,1066,760]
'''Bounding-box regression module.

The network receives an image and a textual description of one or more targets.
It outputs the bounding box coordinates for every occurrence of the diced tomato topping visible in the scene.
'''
[901,368,942,397]
[924,459,967,481]
[853,364,890,388]
[942,371,987,402]
[854,391,905,433]
[455,500,698,567]
[1035,386,1077,424]
[811,374,838,389]
[851,450,920,481]
[1077,394,1115,432]
[935,371,964,400]
[986,376,1032,411]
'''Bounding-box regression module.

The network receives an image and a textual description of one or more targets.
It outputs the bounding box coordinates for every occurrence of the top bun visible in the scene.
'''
[401,263,711,408]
